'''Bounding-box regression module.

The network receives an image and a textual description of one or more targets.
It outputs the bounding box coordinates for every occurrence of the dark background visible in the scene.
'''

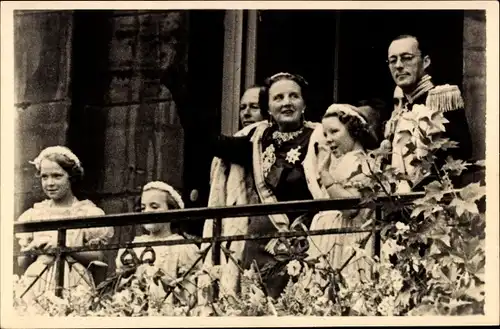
[255,10,464,125]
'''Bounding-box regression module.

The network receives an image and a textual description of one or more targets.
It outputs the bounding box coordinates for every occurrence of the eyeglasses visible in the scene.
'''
[386,54,419,67]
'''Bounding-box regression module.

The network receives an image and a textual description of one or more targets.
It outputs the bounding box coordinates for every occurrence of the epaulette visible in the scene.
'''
[426,84,465,113]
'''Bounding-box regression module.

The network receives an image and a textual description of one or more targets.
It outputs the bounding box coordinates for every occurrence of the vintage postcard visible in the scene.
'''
[1,1,498,328]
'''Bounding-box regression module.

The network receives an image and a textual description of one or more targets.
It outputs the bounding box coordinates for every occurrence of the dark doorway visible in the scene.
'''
[255,10,464,127]
[336,10,465,123]
[180,10,225,236]
[255,10,337,123]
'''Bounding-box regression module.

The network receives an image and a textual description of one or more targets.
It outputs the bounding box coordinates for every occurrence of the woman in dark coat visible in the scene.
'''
[201,73,329,300]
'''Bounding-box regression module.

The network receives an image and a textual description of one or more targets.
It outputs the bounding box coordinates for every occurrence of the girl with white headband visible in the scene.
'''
[15,146,114,297]
[115,181,199,308]
[307,103,379,284]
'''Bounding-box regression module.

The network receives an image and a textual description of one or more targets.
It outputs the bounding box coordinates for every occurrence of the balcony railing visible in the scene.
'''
[13,190,455,300]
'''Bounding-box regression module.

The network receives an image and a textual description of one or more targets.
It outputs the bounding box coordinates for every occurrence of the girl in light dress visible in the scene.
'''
[15,146,114,298]
[115,181,200,307]
[308,103,380,282]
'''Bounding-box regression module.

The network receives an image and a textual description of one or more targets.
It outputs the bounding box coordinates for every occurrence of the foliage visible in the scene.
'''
[13,105,486,316]
[337,104,486,316]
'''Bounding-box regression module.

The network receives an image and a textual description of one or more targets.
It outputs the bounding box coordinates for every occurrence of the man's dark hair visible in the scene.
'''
[241,84,269,120]
[391,34,431,58]
[355,98,387,142]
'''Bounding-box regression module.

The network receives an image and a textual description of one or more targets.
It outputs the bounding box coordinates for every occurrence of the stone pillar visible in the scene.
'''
[462,10,486,161]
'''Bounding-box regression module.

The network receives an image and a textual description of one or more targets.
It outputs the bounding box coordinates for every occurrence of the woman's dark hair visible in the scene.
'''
[322,110,379,151]
[35,153,84,184]
[258,73,310,115]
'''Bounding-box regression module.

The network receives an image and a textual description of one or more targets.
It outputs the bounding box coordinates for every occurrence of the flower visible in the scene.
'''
[315,257,329,270]
[338,286,349,299]
[377,296,396,316]
[248,284,266,306]
[395,221,410,234]
[287,260,302,277]
[315,295,329,306]
[309,284,323,298]
[382,238,405,258]
[390,269,404,292]
[380,139,392,150]
[243,267,258,281]
[393,279,404,292]
[202,264,223,280]
[312,269,329,289]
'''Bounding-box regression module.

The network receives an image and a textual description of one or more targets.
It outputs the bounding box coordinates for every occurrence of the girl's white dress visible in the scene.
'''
[115,233,200,305]
[308,149,375,282]
[15,199,114,297]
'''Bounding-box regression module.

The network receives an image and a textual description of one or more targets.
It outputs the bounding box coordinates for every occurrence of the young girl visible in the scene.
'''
[115,181,200,307]
[15,146,114,297]
[308,104,379,282]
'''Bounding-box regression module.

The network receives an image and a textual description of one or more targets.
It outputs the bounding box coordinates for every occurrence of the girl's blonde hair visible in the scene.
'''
[142,181,185,209]
[30,145,84,183]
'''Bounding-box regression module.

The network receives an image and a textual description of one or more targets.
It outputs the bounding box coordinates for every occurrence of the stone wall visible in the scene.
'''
[13,10,189,278]
[462,10,486,161]
[71,11,188,275]
[14,10,73,219]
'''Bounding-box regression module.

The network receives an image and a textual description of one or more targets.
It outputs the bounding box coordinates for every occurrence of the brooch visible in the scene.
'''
[286,146,302,164]
[262,144,276,178]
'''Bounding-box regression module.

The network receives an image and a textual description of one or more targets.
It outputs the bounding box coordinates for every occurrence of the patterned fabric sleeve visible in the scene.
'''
[15,208,34,249]
[82,206,114,245]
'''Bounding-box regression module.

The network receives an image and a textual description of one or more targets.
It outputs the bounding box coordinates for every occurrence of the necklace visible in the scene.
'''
[272,127,304,146]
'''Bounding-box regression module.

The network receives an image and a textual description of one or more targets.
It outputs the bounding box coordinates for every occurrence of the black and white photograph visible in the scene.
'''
[1,1,498,327]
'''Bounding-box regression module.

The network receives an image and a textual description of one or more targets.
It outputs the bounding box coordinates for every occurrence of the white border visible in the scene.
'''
[1,1,499,327]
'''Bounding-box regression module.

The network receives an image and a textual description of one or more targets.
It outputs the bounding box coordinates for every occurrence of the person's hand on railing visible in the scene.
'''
[86,238,103,248]
[20,235,58,266]
[21,235,57,253]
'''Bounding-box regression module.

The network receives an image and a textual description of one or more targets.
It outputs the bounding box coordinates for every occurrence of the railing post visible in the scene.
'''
[212,217,222,299]
[374,206,382,258]
[54,229,67,297]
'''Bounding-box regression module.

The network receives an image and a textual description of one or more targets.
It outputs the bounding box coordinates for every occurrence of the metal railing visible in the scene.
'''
[13,191,451,299]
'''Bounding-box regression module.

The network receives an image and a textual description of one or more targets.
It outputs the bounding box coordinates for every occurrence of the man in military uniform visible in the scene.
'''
[385,34,473,190]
